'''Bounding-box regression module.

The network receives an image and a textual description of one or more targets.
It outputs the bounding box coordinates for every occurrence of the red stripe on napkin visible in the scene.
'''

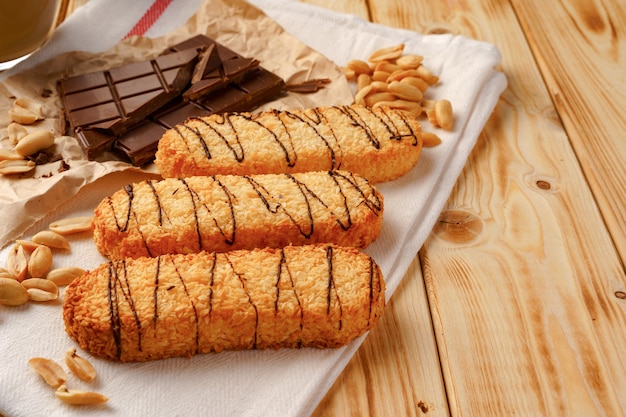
[123,0,173,39]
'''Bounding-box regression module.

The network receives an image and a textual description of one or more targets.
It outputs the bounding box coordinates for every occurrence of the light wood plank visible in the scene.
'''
[510,0,626,262]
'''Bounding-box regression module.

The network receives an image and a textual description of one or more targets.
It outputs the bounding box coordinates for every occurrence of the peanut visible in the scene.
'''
[347,59,372,75]
[0,268,16,280]
[368,81,389,92]
[65,348,97,382]
[0,149,23,161]
[372,100,422,116]
[22,277,59,302]
[364,92,397,108]
[7,244,28,281]
[356,73,372,92]
[388,81,424,102]
[0,159,36,175]
[401,76,430,92]
[368,43,405,62]
[371,70,391,82]
[27,245,53,278]
[26,287,59,302]
[434,99,454,130]
[46,267,85,286]
[0,277,29,306]
[374,61,401,74]
[49,216,93,235]
[8,106,39,125]
[416,65,439,84]
[422,131,442,147]
[341,66,356,80]
[354,84,373,107]
[15,239,43,252]
[7,122,28,144]
[14,98,43,119]
[386,69,421,83]
[396,54,423,69]
[31,230,70,250]
[55,385,108,405]
[15,129,55,157]
[28,357,67,389]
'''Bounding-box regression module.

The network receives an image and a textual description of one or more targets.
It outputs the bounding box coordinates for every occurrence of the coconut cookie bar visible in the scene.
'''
[63,244,386,362]
[92,170,383,260]
[154,104,422,183]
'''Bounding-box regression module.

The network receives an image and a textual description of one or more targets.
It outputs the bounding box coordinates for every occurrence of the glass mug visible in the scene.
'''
[0,0,63,70]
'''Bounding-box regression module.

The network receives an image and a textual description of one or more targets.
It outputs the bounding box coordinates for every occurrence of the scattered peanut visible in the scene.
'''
[7,244,29,282]
[29,357,67,388]
[422,131,443,147]
[388,81,423,102]
[340,43,455,145]
[27,245,53,278]
[15,129,55,157]
[31,230,71,250]
[347,59,371,75]
[0,159,36,175]
[46,267,85,286]
[49,216,93,235]
[0,268,15,280]
[14,98,44,119]
[65,348,97,382]
[8,106,39,125]
[7,122,28,144]
[55,385,108,405]
[368,43,405,62]
[23,277,59,301]
[396,54,423,69]
[434,99,454,130]
[0,149,24,161]
[364,91,396,108]
[0,277,29,306]
[15,239,43,252]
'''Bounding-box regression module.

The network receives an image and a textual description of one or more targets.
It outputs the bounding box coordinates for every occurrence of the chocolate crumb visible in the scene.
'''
[284,78,331,93]
[41,88,53,98]
[58,160,70,172]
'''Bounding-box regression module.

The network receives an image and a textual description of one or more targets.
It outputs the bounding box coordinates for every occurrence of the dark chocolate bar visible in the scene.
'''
[58,48,199,142]
[57,34,286,165]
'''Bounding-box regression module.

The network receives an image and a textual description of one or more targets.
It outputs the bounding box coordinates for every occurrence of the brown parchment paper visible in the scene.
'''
[0,0,353,248]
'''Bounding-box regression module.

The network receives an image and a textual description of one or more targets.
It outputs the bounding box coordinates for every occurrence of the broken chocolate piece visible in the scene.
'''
[181,37,260,101]
[58,47,200,140]
[285,78,332,93]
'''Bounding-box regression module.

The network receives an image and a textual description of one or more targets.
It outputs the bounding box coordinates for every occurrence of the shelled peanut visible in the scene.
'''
[341,43,454,147]
[29,349,107,405]
[0,216,91,306]
[0,98,57,176]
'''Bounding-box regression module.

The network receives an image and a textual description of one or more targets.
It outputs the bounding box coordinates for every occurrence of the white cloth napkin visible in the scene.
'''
[0,1,507,416]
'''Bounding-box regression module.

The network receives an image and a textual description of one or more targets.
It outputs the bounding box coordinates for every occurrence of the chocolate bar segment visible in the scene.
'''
[114,66,285,166]
[180,37,260,101]
[58,47,200,141]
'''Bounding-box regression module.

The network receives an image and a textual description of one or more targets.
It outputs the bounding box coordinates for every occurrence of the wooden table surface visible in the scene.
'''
[58,1,625,416]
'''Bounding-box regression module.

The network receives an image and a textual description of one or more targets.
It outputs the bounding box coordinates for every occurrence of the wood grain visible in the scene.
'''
[511,0,626,262]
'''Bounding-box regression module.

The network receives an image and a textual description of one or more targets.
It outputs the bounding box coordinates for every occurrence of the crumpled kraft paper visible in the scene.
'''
[0,0,353,248]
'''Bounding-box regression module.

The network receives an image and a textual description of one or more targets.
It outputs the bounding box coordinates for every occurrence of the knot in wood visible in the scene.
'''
[433,209,483,243]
